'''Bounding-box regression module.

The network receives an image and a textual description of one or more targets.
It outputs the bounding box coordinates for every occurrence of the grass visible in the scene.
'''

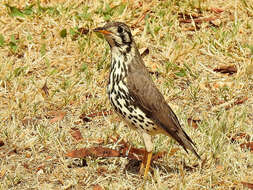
[0,0,252,189]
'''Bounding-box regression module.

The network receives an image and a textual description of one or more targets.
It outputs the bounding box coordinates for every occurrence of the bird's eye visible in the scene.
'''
[117,26,123,33]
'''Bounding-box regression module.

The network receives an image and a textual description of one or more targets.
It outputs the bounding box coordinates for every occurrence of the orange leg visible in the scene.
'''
[143,151,152,179]
[140,133,153,179]
[139,151,147,174]
[139,151,153,179]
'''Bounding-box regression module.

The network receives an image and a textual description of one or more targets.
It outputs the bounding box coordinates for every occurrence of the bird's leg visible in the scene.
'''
[144,151,152,179]
[140,133,153,179]
[139,151,147,174]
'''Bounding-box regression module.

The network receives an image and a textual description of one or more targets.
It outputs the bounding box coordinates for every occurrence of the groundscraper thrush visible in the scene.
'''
[94,22,200,179]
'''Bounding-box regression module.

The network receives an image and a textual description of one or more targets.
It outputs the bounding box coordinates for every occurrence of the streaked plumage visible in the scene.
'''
[94,22,200,178]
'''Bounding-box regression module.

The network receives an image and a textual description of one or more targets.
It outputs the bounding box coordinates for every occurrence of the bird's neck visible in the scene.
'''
[110,44,134,75]
[109,49,129,84]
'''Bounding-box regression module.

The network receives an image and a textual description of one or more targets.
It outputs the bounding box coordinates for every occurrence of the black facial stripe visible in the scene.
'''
[120,34,125,43]
[113,39,121,47]
[120,31,132,44]
[126,31,132,43]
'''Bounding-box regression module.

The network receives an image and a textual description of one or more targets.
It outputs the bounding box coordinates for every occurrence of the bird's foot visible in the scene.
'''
[139,151,152,180]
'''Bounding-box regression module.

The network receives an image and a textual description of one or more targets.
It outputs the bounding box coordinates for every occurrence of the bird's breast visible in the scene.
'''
[107,62,157,134]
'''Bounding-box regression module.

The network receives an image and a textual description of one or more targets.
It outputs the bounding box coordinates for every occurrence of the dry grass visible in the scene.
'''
[0,0,252,189]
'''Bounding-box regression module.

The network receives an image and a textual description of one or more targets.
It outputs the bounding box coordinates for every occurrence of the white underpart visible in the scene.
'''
[108,45,156,134]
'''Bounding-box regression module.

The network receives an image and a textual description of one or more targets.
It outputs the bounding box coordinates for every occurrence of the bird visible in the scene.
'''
[94,22,200,179]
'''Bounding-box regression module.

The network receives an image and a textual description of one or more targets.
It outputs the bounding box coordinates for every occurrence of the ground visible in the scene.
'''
[0,0,252,189]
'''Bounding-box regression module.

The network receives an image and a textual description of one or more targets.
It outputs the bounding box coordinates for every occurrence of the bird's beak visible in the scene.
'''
[93,27,112,35]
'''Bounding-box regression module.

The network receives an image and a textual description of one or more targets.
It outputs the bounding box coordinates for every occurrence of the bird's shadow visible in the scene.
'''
[124,159,198,175]
[68,157,200,177]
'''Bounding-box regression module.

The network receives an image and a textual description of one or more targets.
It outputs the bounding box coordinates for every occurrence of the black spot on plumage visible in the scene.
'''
[132,119,137,124]
[117,107,123,115]
[139,125,144,130]
[127,106,133,113]
[110,81,115,93]
[147,121,154,125]
[122,111,126,116]
[117,61,121,69]
[118,86,128,98]
[145,113,152,119]
[125,100,130,107]
[115,98,122,108]
[112,73,116,83]
[132,115,138,120]
[122,51,127,57]
[111,99,117,109]
[112,71,116,81]
[126,45,131,53]
[122,92,127,99]
[114,74,120,84]
[115,74,119,84]
[139,115,144,120]
[113,58,116,66]
[114,106,119,112]
[124,54,128,62]
[122,62,127,74]
[117,85,124,93]
[118,93,122,99]
[128,115,133,120]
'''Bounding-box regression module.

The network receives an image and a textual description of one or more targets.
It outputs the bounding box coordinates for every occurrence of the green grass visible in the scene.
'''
[0,0,252,189]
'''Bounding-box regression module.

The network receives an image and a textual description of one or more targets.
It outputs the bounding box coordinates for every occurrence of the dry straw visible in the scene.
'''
[0,0,252,189]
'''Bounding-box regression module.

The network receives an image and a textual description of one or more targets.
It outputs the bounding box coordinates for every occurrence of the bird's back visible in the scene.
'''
[125,47,201,159]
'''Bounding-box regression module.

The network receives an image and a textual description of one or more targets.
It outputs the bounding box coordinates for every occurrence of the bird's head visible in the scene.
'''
[94,22,133,52]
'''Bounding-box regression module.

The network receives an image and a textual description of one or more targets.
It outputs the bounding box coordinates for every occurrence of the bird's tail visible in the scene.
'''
[176,129,201,160]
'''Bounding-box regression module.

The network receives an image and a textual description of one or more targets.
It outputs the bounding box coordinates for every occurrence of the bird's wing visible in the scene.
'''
[126,65,200,159]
